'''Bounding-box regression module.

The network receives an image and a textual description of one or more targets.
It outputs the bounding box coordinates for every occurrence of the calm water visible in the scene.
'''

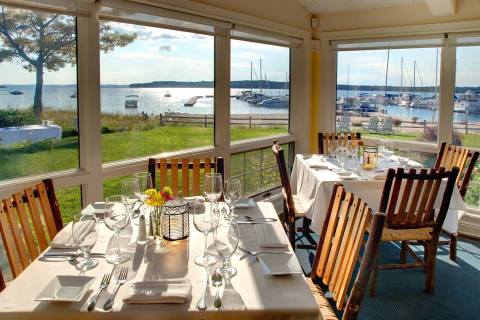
[0,85,289,115]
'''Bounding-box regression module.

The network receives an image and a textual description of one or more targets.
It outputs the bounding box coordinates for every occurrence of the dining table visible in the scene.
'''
[291,154,466,234]
[0,201,319,320]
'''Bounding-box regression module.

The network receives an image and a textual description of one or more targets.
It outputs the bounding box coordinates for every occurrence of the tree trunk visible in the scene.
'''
[33,64,44,119]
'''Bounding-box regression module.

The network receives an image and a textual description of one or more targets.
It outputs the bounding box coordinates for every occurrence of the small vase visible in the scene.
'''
[151,205,167,247]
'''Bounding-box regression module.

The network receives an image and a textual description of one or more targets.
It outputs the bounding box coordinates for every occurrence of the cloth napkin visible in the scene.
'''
[50,220,95,249]
[306,155,330,169]
[122,279,192,304]
[255,223,289,248]
[373,168,388,180]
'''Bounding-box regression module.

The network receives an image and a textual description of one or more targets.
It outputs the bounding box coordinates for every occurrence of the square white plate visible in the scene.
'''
[82,202,111,215]
[259,254,303,276]
[235,198,255,209]
[35,275,95,302]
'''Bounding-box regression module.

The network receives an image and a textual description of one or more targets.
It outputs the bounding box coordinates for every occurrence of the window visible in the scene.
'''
[336,47,441,143]
[0,5,79,180]
[99,21,214,163]
[230,40,290,143]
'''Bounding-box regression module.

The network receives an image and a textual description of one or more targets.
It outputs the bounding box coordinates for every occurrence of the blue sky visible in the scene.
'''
[0,22,290,85]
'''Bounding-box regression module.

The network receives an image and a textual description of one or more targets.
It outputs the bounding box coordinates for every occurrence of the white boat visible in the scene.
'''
[454,90,480,113]
[164,91,171,97]
[125,94,139,108]
[258,97,289,108]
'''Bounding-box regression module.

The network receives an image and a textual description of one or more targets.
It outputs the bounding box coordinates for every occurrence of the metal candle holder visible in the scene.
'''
[162,199,189,240]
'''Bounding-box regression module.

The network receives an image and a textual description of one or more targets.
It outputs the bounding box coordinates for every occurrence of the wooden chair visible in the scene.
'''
[318,132,361,155]
[369,166,460,295]
[0,179,63,292]
[434,142,479,261]
[308,184,386,320]
[272,142,316,250]
[336,115,351,133]
[364,116,379,133]
[148,157,224,196]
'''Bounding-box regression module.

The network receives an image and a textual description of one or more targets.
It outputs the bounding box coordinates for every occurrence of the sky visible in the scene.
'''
[0,22,290,85]
[1,20,479,87]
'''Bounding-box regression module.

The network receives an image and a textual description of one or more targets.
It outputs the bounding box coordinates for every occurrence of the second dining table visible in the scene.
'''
[291,154,466,234]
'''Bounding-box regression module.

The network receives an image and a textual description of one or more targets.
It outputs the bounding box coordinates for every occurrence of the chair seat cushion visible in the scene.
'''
[292,194,306,218]
[367,221,432,241]
[305,277,338,320]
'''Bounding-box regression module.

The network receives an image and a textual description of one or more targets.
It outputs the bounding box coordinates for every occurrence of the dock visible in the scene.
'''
[184,96,201,106]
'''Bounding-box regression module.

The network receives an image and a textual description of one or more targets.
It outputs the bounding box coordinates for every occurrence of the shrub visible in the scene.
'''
[392,118,402,126]
[0,108,36,127]
[101,126,114,134]
[352,121,363,127]
[62,129,78,138]
[421,126,462,145]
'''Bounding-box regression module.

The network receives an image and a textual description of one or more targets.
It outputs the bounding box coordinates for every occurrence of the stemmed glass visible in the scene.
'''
[72,212,98,271]
[214,218,239,278]
[224,179,242,218]
[122,178,140,218]
[335,146,348,172]
[395,148,411,169]
[193,198,219,266]
[327,139,337,157]
[134,172,153,197]
[104,195,131,264]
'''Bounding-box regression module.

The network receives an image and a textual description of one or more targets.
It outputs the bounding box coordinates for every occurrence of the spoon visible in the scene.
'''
[212,271,223,309]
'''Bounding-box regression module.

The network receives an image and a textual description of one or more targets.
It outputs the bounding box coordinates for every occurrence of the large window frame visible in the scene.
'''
[319,22,480,215]
[0,0,308,207]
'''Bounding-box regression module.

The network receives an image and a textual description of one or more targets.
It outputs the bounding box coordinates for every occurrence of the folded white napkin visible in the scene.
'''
[50,220,95,249]
[122,279,192,304]
[255,223,289,248]
[373,168,388,180]
[306,156,329,169]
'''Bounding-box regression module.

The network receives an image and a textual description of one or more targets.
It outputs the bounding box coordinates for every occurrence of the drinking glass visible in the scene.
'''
[224,179,242,218]
[134,172,153,196]
[204,173,223,203]
[104,195,131,264]
[214,218,239,278]
[327,139,337,157]
[193,198,219,266]
[395,148,411,169]
[335,146,348,172]
[122,178,140,218]
[72,212,98,271]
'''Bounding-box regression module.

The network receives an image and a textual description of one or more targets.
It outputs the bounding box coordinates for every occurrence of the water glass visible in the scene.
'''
[335,146,348,171]
[224,179,242,217]
[192,198,220,266]
[204,173,223,202]
[72,212,98,271]
[122,178,140,218]
[134,172,153,195]
[104,195,131,264]
[214,218,239,279]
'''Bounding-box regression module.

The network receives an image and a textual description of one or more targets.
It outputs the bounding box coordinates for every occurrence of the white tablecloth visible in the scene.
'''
[0,125,62,146]
[291,154,466,234]
[0,202,318,319]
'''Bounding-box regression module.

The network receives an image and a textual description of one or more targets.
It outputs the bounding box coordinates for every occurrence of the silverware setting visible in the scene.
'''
[39,252,106,262]
[88,272,112,312]
[212,271,223,309]
[243,215,277,222]
[196,266,209,310]
[239,247,288,260]
[103,267,129,311]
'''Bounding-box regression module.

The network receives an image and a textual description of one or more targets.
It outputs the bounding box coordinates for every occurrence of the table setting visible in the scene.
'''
[291,143,466,234]
[0,172,318,318]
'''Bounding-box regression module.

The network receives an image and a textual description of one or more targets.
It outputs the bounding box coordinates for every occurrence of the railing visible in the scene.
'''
[160,113,288,129]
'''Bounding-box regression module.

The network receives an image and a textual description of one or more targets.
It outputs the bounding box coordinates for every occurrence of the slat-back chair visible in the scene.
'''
[0,179,63,292]
[148,157,224,196]
[336,115,351,133]
[364,116,379,133]
[369,166,460,295]
[318,132,361,155]
[272,142,316,250]
[308,184,386,320]
[434,142,479,261]
[381,116,393,133]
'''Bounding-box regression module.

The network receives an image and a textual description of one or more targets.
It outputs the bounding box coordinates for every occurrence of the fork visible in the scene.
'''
[239,247,288,259]
[103,267,128,311]
[87,272,112,311]
[243,215,277,222]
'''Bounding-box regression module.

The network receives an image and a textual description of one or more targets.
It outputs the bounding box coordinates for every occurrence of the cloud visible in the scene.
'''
[159,44,173,52]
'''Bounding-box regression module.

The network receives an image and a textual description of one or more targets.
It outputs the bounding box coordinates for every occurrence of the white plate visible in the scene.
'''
[82,202,110,215]
[235,198,255,209]
[337,171,352,177]
[35,275,95,302]
[259,254,303,276]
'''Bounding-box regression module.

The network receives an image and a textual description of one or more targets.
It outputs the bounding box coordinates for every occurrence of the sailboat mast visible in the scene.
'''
[346,66,350,101]
[385,50,390,95]
[413,60,416,97]
[259,59,263,95]
[250,61,253,92]
[400,57,404,95]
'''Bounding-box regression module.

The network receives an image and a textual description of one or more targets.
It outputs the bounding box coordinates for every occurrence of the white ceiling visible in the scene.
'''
[297,0,452,14]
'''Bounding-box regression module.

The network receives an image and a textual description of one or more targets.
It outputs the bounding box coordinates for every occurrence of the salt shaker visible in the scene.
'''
[137,214,147,243]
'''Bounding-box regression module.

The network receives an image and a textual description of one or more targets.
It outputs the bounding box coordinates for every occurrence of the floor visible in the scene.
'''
[295,229,480,320]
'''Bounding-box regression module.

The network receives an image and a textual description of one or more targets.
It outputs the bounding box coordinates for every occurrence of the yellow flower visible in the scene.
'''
[163,186,173,197]
[144,188,166,207]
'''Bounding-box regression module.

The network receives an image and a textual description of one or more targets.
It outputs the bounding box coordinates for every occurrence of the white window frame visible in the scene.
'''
[0,0,310,207]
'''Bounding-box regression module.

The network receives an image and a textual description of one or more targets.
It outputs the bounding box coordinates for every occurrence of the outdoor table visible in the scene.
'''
[0,201,319,320]
[291,154,466,234]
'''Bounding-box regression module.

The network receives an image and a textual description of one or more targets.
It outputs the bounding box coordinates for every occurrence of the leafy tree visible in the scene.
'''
[0,6,136,118]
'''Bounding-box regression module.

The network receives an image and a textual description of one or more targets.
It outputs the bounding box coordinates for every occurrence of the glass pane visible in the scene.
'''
[57,185,82,224]
[0,5,79,180]
[230,143,290,196]
[230,40,289,143]
[336,48,441,144]
[99,21,214,163]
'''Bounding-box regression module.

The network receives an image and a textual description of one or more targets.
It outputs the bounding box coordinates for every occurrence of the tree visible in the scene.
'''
[0,6,136,118]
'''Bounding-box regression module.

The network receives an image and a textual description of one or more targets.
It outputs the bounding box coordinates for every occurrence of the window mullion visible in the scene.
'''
[214,26,231,179]
[77,13,103,206]
[438,39,456,145]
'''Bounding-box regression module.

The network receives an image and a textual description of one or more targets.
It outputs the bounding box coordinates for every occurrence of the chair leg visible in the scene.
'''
[369,250,380,297]
[449,234,457,262]
[425,240,438,294]
[400,241,407,263]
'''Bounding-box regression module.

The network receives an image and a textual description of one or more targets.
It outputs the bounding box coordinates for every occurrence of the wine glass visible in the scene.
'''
[204,173,223,202]
[122,178,140,218]
[134,172,153,196]
[224,179,242,218]
[104,195,131,264]
[335,146,348,172]
[72,212,98,271]
[327,139,337,157]
[193,198,219,266]
[214,218,239,279]
[395,148,411,169]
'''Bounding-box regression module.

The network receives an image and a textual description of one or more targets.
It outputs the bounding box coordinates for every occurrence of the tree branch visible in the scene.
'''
[0,7,35,65]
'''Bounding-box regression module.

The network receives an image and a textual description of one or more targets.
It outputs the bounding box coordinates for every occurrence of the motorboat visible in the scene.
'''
[125,94,139,108]
[164,91,171,97]
[258,97,289,108]
[9,90,23,95]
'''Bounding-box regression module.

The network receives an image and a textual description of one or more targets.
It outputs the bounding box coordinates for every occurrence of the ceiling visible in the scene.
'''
[297,0,456,15]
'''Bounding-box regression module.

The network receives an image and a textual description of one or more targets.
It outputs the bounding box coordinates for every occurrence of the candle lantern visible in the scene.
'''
[363,146,379,169]
[162,198,189,240]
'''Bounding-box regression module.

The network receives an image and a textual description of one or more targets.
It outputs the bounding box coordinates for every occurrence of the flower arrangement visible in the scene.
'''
[144,187,174,207]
